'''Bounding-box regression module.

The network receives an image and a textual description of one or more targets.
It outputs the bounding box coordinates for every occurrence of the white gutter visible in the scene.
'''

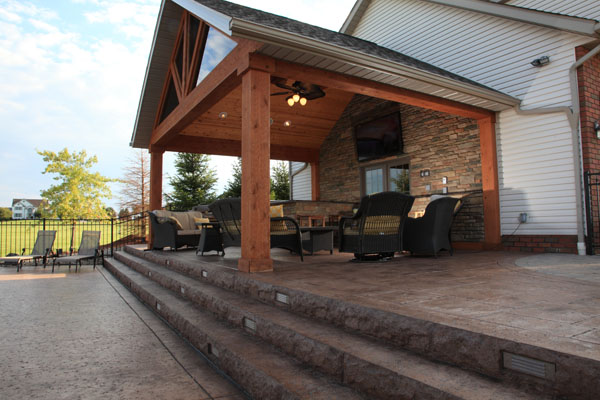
[514,43,600,255]
[425,0,599,38]
[229,18,519,109]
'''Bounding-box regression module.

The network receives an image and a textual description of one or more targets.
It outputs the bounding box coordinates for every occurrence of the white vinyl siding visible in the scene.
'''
[291,162,312,200]
[506,0,600,21]
[497,109,576,235]
[350,0,592,237]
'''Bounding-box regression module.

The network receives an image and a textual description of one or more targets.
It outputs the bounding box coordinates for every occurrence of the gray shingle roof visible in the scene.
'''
[194,0,508,95]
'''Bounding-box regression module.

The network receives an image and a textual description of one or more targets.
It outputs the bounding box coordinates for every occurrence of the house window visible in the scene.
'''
[362,160,410,196]
[14,213,22,218]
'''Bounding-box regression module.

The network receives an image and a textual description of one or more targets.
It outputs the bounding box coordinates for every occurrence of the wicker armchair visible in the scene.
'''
[209,198,304,261]
[339,192,414,260]
[403,196,460,257]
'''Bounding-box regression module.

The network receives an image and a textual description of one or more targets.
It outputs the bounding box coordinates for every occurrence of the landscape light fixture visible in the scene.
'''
[531,56,550,67]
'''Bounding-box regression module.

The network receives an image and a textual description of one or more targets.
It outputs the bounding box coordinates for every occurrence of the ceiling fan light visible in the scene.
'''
[299,97,307,106]
[292,93,300,103]
[286,96,295,107]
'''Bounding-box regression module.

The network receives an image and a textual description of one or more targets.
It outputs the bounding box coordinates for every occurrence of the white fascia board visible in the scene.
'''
[230,18,519,108]
[425,0,599,38]
[171,0,232,35]
[340,0,369,34]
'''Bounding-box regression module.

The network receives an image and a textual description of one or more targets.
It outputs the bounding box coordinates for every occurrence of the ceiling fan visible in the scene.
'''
[271,78,326,106]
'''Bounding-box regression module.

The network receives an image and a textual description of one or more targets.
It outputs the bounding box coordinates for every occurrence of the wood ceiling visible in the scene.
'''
[177,81,354,157]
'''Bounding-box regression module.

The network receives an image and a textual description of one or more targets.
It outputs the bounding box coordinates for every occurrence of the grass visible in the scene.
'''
[0,217,148,257]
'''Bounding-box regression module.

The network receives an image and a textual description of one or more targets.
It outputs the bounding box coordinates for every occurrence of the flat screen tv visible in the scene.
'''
[354,112,403,161]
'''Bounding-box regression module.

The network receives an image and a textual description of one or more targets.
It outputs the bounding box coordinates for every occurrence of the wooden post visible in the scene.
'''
[478,116,501,248]
[310,162,320,201]
[238,68,273,273]
[149,149,164,211]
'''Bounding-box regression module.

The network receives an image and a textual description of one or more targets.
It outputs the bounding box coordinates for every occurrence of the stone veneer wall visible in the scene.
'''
[319,95,484,242]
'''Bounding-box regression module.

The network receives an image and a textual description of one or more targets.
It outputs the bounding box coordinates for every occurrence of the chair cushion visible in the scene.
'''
[156,216,184,230]
[269,205,284,218]
[176,230,202,236]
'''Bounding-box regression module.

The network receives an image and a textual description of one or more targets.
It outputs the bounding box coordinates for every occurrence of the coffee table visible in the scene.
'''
[300,226,335,255]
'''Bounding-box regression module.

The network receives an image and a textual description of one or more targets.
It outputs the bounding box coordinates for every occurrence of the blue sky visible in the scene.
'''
[0,0,355,210]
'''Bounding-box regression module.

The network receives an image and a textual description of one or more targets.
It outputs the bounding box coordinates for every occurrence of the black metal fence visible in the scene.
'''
[0,213,148,257]
[584,171,600,255]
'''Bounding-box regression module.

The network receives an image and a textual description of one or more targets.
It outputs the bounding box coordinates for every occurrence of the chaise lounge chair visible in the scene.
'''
[0,230,56,272]
[52,231,103,272]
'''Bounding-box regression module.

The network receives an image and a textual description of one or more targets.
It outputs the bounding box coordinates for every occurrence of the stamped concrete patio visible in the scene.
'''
[0,264,245,400]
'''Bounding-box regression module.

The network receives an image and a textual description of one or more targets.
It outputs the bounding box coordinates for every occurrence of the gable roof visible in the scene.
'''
[12,199,44,208]
[342,0,600,37]
[132,0,519,148]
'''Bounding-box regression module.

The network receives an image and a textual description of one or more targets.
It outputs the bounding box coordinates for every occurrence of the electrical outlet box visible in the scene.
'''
[518,213,528,223]
[442,177,447,184]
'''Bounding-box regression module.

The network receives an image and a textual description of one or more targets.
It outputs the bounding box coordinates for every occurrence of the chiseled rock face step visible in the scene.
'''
[104,257,362,400]
[114,251,550,400]
[122,246,600,400]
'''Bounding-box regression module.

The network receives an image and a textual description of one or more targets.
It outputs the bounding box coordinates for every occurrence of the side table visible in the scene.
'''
[196,222,224,256]
[300,226,335,255]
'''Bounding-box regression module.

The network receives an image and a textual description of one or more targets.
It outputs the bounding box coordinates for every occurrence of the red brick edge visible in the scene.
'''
[502,235,578,254]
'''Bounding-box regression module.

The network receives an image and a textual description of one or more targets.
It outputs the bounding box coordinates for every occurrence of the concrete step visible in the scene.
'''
[123,245,600,400]
[104,256,363,400]
[114,250,549,400]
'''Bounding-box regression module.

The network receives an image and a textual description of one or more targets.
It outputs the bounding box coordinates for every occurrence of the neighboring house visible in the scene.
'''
[131,0,599,267]
[11,199,44,219]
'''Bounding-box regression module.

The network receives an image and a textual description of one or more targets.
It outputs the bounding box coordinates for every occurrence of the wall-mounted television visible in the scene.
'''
[354,112,403,161]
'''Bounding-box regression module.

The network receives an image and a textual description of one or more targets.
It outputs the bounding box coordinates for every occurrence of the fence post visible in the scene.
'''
[43,218,46,232]
[111,218,114,257]
[584,171,593,255]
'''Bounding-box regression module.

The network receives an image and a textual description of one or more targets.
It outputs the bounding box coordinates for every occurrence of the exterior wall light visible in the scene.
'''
[531,56,550,67]
[595,121,600,138]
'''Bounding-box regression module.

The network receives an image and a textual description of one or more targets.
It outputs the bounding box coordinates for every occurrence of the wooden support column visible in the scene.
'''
[238,68,273,273]
[310,162,320,201]
[148,148,164,248]
[149,148,164,211]
[478,116,501,248]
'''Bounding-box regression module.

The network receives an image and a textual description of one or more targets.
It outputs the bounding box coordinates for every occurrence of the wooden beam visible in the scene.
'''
[310,162,320,201]
[165,136,319,163]
[238,68,273,272]
[478,115,501,248]
[151,42,261,147]
[251,54,495,120]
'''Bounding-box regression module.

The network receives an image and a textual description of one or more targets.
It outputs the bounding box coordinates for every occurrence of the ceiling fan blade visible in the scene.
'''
[270,91,291,96]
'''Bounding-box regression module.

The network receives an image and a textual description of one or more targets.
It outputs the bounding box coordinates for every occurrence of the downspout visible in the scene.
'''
[290,162,309,200]
[514,42,600,255]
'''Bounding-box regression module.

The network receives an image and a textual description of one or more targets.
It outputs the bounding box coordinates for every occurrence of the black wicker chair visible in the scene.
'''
[209,198,304,261]
[339,192,414,260]
[403,196,461,257]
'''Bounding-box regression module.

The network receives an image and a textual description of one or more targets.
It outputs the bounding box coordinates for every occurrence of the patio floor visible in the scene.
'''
[184,248,600,361]
[0,264,245,400]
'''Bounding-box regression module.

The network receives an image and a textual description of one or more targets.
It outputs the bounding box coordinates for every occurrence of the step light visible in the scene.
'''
[503,351,555,380]
[275,292,290,305]
[180,286,185,295]
[208,343,219,358]
[243,317,257,332]
[156,302,161,311]
[201,270,208,278]
[148,271,152,277]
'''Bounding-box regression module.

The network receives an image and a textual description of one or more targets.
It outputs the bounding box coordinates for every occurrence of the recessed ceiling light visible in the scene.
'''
[218,111,228,119]
[284,120,292,127]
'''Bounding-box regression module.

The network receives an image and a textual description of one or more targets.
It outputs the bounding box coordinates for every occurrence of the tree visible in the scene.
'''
[270,161,290,200]
[38,148,113,219]
[0,207,11,220]
[118,208,130,218]
[220,157,242,198]
[165,153,217,210]
[119,149,150,215]
[105,207,117,218]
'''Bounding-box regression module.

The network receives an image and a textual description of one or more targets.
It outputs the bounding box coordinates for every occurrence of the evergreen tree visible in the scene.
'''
[270,161,290,200]
[0,207,11,220]
[166,153,217,210]
[220,157,242,198]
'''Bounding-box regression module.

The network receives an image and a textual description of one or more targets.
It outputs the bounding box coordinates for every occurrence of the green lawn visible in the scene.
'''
[0,217,148,257]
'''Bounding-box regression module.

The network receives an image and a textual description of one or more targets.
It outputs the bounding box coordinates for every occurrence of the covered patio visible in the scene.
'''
[132,0,521,273]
